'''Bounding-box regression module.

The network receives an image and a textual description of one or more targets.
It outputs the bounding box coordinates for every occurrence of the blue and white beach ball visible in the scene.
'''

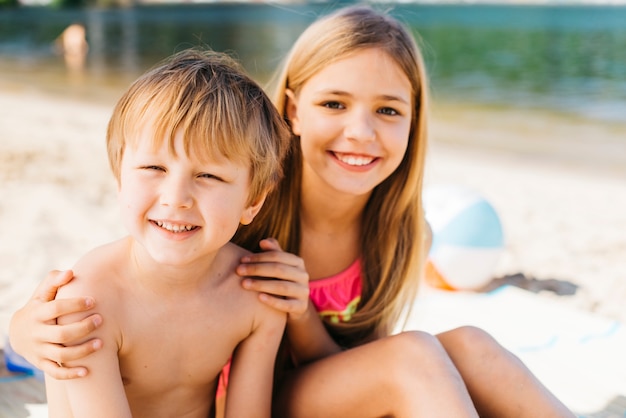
[423,185,504,291]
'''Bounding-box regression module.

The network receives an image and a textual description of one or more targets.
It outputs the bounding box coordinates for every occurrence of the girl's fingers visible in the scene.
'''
[241,244,305,268]
[242,277,309,301]
[39,297,96,324]
[241,252,305,270]
[257,292,307,316]
[33,270,75,303]
[238,262,308,285]
[44,314,103,346]
[39,359,89,380]
[239,239,310,317]
[258,237,282,251]
[46,338,103,366]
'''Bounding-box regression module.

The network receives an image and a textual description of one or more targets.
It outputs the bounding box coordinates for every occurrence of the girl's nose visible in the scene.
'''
[345,108,376,143]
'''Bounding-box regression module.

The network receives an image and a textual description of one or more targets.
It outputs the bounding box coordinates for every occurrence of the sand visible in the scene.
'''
[0,85,624,415]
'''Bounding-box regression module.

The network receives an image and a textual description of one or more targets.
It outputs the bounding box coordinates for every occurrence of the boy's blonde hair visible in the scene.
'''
[235,5,429,346]
[107,49,291,204]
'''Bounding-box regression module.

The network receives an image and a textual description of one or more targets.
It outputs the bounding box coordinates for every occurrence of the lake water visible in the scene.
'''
[0,3,625,122]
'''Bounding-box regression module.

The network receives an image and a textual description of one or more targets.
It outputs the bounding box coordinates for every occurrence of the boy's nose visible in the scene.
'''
[345,109,376,143]
[159,176,193,209]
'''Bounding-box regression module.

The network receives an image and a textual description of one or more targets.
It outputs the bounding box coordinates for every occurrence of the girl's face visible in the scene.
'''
[287,48,412,199]
[118,128,264,267]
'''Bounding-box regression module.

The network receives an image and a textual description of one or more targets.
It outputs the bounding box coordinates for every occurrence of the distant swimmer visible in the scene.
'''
[56,23,88,72]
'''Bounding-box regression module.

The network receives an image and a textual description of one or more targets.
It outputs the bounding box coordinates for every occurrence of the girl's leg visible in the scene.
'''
[437,326,575,418]
[273,331,478,418]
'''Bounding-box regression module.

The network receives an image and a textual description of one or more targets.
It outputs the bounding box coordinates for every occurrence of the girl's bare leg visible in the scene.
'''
[274,331,478,418]
[437,326,575,418]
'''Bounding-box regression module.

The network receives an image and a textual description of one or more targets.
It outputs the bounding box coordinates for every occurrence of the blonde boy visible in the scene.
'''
[45,49,290,418]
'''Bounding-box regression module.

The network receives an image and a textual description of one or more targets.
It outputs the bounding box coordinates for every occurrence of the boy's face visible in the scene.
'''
[117,127,265,266]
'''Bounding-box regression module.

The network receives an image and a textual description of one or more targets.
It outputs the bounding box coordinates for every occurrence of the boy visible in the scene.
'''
[45,49,290,418]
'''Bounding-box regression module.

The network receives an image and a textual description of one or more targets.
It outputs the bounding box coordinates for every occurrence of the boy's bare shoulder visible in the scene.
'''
[219,242,285,321]
[58,238,129,298]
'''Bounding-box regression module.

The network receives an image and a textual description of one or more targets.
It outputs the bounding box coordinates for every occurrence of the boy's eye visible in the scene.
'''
[378,107,399,116]
[199,173,225,182]
[322,101,344,110]
[142,165,165,171]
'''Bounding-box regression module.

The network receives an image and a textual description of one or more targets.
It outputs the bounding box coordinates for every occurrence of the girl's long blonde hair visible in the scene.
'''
[234,5,429,347]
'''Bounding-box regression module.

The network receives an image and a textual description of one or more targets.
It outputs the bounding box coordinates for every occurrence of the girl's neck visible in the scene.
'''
[299,180,369,280]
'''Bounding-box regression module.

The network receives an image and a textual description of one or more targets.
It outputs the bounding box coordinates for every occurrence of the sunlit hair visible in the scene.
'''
[107,48,291,204]
[234,6,429,346]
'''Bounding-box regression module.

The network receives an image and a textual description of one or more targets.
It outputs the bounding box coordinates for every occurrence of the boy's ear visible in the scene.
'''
[285,89,301,136]
[240,192,268,226]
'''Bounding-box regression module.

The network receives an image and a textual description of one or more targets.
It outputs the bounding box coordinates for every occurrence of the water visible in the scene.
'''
[0,3,625,122]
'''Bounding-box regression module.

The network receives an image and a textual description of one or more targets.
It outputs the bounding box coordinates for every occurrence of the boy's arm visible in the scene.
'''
[48,276,132,418]
[224,305,286,418]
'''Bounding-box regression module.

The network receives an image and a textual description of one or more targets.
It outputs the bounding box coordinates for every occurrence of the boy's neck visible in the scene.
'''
[124,237,229,296]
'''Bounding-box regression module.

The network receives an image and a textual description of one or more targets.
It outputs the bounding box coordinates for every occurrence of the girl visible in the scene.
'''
[10,6,573,417]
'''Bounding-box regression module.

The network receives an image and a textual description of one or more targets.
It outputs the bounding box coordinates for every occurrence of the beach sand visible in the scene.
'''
[0,87,625,415]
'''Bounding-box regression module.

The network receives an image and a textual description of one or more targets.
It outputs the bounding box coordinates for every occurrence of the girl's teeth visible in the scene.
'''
[337,154,374,166]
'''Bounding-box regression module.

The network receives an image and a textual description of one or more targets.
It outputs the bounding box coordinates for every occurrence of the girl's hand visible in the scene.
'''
[8,270,103,379]
[238,238,310,321]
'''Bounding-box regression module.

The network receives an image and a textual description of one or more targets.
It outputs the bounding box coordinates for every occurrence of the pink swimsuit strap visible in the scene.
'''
[309,259,362,324]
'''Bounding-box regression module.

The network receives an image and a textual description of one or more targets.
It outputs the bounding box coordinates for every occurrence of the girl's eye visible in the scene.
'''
[322,101,344,110]
[379,107,399,116]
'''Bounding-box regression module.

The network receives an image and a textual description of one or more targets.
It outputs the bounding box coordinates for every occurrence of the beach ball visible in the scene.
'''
[423,185,504,291]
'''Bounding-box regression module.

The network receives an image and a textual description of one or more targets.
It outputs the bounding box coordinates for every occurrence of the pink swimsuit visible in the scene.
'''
[216,259,363,399]
[308,259,362,323]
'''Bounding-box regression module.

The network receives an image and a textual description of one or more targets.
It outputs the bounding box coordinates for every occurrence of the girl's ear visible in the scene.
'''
[240,192,268,226]
[285,89,301,136]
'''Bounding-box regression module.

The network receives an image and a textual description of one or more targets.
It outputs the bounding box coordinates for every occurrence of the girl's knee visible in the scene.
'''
[439,326,499,353]
[385,331,456,374]
[438,326,521,367]
[388,331,444,356]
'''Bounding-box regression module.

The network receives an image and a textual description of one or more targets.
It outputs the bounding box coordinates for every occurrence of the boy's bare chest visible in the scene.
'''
[113,285,254,397]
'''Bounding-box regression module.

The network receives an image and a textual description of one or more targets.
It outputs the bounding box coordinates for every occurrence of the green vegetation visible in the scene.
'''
[0,0,18,8]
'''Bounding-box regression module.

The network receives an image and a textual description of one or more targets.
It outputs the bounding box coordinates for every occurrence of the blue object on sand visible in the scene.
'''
[3,338,44,380]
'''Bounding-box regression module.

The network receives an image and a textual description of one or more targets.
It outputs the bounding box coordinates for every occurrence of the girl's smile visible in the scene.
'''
[286,47,412,198]
[331,151,379,171]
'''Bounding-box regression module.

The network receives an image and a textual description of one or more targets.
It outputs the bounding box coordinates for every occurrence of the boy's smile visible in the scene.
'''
[150,219,200,242]
[152,220,198,233]
[117,127,258,267]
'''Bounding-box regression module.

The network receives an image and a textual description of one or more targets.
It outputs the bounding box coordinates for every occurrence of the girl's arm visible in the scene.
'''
[225,303,286,418]
[8,270,103,379]
[283,302,343,364]
[238,239,342,364]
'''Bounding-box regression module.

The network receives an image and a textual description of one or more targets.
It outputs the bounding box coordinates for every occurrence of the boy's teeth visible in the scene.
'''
[155,221,194,232]
[336,154,374,166]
